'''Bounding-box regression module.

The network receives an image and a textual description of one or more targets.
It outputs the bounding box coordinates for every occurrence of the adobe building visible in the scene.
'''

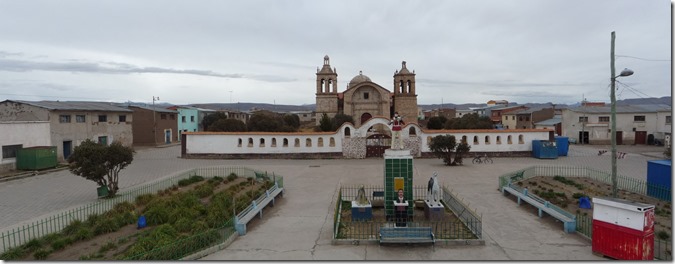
[315,56,418,127]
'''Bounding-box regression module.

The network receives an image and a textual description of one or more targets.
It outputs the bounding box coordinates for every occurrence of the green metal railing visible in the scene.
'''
[576,213,672,260]
[498,165,671,201]
[0,165,282,254]
[334,185,482,241]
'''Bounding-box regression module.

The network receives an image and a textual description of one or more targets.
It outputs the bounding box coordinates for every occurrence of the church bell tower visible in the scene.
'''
[315,55,339,124]
[393,61,418,124]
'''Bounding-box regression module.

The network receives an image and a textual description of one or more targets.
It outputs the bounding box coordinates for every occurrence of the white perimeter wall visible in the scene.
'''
[185,117,552,156]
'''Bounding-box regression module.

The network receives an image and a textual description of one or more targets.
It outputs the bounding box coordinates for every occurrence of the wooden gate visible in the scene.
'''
[366,134,391,157]
[635,131,647,144]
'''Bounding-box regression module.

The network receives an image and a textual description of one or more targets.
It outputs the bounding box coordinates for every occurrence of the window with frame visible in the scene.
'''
[76,115,86,123]
[2,144,22,159]
[161,114,167,120]
[191,116,195,122]
[666,116,672,124]
[599,116,610,122]
[182,116,186,123]
[98,115,107,122]
[119,115,127,122]
[579,116,588,122]
[634,115,645,122]
[170,114,175,120]
[363,92,369,100]
[59,115,71,123]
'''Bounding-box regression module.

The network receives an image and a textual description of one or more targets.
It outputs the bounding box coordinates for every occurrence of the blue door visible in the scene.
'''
[165,130,171,144]
[63,141,72,159]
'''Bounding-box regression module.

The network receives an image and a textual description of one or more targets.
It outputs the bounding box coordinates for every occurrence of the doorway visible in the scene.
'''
[360,113,372,126]
[578,131,589,144]
[616,131,623,145]
[366,134,391,158]
[635,131,647,145]
[63,141,72,159]
[165,129,172,144]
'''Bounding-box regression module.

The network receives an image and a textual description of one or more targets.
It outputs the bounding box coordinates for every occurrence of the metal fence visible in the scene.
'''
[0,165,280,254]
[576,213,672,260]
[498,165,671,201]
[334,185,482,240]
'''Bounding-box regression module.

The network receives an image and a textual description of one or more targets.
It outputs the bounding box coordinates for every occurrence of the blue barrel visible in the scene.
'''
[555,136,569,156]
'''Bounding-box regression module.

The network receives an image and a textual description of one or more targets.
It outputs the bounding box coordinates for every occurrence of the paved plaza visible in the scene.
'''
[0,143,668,260]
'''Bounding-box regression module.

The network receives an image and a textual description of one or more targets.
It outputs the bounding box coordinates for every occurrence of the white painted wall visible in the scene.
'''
[0,121,51,166]
[185,117,552,156]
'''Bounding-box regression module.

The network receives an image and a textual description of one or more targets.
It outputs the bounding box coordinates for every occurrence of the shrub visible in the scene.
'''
[177,178,192,187]
[192,220,210,233]
[98,240,118,253]
[0,246,26,260]
[226,173,238,182]
[144,205,171,226]
[62,220,85,236]
[135,193,156,206]
[51,238,68,251]
[42,233,61,244]
[93,217,121,235]
[657,231,670,240]
[174,218,193,233]
[74,227,94,241]
[113,201,135,214]
[194,184,214,199]
[33,249,50,260]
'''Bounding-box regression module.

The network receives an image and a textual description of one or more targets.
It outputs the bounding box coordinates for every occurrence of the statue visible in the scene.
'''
[355,185,369,206]
[427,171,441,205]
[389,112,405,150]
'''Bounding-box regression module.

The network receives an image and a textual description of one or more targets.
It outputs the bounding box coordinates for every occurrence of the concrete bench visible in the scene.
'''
[502,183,576,233]
[372,191,385,207]
[379,227,435,244]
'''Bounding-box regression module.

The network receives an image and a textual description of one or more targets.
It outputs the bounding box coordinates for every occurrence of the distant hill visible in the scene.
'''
[189,103,314,112]
[616,96,671,106]
[161,96,670,113]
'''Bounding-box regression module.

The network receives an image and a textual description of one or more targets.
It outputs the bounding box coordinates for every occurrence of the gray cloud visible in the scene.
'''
[417,78,596,88]
[0,57,296,82]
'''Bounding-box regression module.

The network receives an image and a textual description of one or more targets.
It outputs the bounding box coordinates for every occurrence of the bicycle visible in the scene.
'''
[471,154,493,164]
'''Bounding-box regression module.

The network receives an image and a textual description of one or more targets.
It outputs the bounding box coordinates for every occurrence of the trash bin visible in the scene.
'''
[646,160,671,201]
[97,186,109,198]
[16,146,58,170]
[555,136,569,156]
[532,140,558,159]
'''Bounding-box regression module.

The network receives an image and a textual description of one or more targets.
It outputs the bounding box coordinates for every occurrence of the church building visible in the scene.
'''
[315,55,418,127]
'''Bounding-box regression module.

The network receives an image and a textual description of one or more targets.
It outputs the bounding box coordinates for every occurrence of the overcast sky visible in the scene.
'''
[0,0,671,106]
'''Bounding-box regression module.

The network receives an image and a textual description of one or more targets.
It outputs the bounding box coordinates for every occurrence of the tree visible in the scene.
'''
[444,113,493,129]
[201,112,228,131]
[248,111,283,132]
[68,140,134,197]
[209,119,247,132]
[427,116,448,130]
[428,135,471,166]
[332,114,354,130]
[319,113,333,131]
[282,114,301,130]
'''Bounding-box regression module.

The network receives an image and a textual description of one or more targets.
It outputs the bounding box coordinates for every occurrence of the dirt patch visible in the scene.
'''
[513,176,672,239]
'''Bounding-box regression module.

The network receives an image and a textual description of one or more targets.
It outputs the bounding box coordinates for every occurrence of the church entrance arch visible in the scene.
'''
[360,113,373,125]
[366,134,391,158]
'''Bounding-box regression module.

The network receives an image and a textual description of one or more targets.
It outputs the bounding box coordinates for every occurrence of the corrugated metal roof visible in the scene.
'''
[535,116,562,126]
[127,105,178,113]
[5,100,133,112]
[569,104,671,114]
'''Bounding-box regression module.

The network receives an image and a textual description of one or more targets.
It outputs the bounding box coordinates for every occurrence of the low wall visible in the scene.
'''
[183,118,553,159]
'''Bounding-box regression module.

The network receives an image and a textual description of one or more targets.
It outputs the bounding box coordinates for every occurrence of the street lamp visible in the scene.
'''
[153,96,160,144]
[610,31,634,198]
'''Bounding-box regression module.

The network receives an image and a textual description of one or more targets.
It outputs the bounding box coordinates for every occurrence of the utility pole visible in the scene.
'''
[610,32,618,198]
[153,96,159,145]
[609,32,634,197]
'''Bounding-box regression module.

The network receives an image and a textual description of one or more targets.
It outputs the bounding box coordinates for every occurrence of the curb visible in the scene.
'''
[0,166,69,183]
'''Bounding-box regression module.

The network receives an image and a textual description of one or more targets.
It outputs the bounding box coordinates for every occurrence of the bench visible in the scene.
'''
[379,227,435,244]
[501,183,576,233]
[372,191,384,198]
[371,191,385,207]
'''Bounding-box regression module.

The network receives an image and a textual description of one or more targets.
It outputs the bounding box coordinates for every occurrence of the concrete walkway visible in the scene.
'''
[0,143,667,260]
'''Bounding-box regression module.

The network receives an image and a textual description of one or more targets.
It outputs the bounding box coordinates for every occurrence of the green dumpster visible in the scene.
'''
[16,146,58,170]
[97,186,109,198]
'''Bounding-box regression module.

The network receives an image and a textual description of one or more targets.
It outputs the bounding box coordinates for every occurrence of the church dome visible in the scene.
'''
[348,71,371,87]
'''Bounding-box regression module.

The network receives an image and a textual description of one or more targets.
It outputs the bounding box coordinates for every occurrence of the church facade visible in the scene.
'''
[315,56,418,127]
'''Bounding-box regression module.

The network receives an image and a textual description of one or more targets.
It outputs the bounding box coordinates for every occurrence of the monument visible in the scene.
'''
[425,171,445,221]
[384,112,413,223]
[352,185,373,221]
